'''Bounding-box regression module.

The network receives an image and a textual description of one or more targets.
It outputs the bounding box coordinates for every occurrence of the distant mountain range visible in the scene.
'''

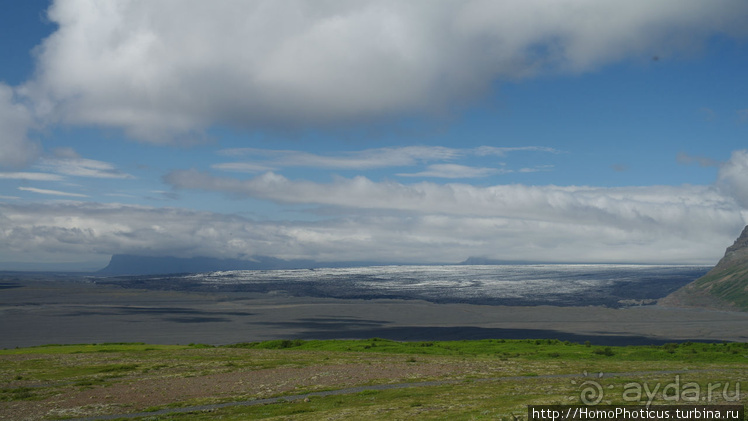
[661,226,748,311]
[97,254,398,276]
[98,254,556,276]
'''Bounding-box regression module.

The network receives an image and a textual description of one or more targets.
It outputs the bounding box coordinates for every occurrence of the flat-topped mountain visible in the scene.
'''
[661,226,748,311]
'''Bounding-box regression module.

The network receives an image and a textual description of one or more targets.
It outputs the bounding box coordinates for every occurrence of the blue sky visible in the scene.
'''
[1,0,748,270]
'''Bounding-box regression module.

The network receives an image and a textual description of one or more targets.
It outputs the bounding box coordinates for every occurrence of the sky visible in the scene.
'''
[1,0,748,271]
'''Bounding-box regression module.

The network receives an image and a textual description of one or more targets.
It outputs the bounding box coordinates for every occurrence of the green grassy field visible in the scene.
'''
[1,339,746,420]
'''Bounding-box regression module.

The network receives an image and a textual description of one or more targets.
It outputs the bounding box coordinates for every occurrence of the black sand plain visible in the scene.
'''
[2,273,747,348]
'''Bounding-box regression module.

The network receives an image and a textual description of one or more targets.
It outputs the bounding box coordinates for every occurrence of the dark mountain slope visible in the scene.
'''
[661,226,748,311]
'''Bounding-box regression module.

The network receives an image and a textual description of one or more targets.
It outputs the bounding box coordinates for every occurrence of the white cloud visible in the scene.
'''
[0,198,741,266]
[36,155,134,179]
[215,146,460,171]
[0,172,65,181]
[518,165,554,173]
[147,190,179,201]
[212,162,276,174]
[677,152,719,167]
[164,169,745,244]
[20,0,748,141]
[213,145,557,175]
[397,164,501,178]
[0,147,134,181]
[474,146,561,157]
[18,186,89,197]
[0,83,38,168]
[717,149,748,208]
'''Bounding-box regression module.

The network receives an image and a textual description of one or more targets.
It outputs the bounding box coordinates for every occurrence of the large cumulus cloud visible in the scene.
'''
[20,0,748,141]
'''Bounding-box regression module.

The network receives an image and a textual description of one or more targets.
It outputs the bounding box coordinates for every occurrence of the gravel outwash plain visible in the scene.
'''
[2,274,747,348]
